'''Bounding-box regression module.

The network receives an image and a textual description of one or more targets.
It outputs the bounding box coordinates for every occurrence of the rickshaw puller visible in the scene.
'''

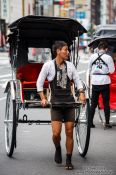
[37,41,86,170]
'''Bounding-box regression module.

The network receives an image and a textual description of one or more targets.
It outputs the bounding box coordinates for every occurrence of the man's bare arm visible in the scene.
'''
[39,91,47,107]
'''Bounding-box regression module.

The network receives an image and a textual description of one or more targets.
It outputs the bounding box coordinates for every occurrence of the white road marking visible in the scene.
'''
[0,97,6,101]
[0,74,11,78]
[0,74,11,88]
[23,131,31,133]
[0,81,8,88]
[0,65,10,68]
[0,60,9,65]
[0,78,10,82]
[111,115,116,118]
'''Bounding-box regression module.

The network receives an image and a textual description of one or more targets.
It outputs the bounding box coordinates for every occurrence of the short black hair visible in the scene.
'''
[98,41,109,50]
[52,41,67,57]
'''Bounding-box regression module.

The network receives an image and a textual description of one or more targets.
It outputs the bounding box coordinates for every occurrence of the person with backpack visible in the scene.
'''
[88,41,115,128]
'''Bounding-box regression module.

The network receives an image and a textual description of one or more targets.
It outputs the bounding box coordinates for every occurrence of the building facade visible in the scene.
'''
[0,0,34,24]
[100,0,115,25]
[0,0,116,26]
[112,0,116,23]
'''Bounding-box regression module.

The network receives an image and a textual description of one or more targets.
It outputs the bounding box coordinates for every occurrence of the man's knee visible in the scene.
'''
[66,129,73,138]
[53,132,61,140]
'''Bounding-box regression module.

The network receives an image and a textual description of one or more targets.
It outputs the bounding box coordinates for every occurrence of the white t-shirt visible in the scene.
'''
[88,51,115,85]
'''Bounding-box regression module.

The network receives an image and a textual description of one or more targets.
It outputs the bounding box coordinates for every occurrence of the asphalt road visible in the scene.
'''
[0,52,116,175]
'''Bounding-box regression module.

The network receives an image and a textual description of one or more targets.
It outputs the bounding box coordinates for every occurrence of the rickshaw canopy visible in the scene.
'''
[88,24,116,49]
[8,15,87,48]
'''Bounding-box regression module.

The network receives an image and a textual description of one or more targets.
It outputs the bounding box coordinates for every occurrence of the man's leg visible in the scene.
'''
[64,121,74,169]
[51,121,62,163]
[102,85,111,128]
[65,122,74,154]
[90,85,100,127]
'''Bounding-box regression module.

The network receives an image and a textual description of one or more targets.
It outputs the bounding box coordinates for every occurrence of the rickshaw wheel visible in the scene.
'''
[5,87,17,157]
[75,99,91,157]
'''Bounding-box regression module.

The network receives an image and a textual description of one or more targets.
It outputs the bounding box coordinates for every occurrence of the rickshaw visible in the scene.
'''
[88,24,116,126]
[4,15,91,158]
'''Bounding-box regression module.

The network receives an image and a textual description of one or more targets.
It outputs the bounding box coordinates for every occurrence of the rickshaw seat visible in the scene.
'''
[16,63,49,102]
[16,63,48,89]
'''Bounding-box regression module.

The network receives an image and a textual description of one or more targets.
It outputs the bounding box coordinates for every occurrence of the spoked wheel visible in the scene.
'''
[75,99,91,157]
[4,87,18,157]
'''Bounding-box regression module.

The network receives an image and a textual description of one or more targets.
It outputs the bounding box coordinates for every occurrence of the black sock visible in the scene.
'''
[66,154,72,163]
[55,145,61,150]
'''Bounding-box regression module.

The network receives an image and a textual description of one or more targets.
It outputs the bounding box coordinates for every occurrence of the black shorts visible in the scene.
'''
[50,107,75,122]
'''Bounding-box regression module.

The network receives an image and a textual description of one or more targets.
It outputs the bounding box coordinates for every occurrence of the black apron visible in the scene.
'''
[50,61,75,108]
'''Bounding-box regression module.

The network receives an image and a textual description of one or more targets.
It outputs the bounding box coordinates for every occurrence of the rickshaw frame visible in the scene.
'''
[4,15,91,158]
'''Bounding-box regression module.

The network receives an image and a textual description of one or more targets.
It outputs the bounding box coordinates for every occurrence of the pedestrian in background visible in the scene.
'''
[88,41,115,128]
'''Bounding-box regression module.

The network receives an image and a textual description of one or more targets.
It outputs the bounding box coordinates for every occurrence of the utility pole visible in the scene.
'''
[22,0,25,16]
[34,0,44,16]
[35,0,39,15]
[53,0,54,16]
[39,0,44,16]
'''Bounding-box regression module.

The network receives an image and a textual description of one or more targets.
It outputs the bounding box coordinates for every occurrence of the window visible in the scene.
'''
[28,48,52,63]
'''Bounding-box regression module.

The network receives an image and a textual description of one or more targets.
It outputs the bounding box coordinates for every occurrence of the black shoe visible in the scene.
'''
[65,154,74,170]
[91,123,95,128]
[104,123,112,129]
[54,146,62,164]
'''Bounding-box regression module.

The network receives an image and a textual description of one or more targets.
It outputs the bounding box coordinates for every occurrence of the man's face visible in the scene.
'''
[57,46,69,60]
